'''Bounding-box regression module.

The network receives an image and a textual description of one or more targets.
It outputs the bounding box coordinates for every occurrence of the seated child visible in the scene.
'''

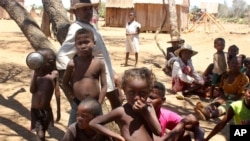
[29,48,60,141]
[90,67,162,141]
[62,28,107,126]
[62,98,112,141]
[195,56,249,121]
[242,57,250,78]
[203,44,239,98]
[205,83,250,141]
[171,44,204,97]
[147,81,204,141]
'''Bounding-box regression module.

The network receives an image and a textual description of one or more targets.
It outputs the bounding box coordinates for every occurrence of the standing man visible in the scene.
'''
[125,11,141,67]
[56,0,121,109]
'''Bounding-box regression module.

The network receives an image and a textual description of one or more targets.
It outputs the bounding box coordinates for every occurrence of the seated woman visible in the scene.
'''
[195,56,249,120]
[171,44,204,98]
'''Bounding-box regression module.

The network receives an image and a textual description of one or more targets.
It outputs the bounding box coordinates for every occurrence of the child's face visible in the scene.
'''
[124,78,150,106]
[244,89,250,107]
[228,47,239,57]
[147,88,165,112]
[38,51,55,72]
[214,40,225,52]
[75,33,95,57]
[76,105,94,129]
[244,60,250,69]
[129,13,135,21]
[180,50,192,61]
[228,57,241,72]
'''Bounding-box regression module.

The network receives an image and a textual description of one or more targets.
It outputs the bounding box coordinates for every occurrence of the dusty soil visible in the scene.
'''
[0,17,250,141]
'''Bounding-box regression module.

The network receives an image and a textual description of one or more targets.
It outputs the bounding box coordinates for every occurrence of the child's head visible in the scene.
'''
[244,57,250,69]
[228,56,243,72]
[75,28,96,57]
[175,44,197,62]
[147,81,166,112]
[228,45,239,58]
[214,38,225,52]
[121,67,155,106]
[244,83,250,106]
[37,48,56,71]
[76,97,102,129]
[128,11,136,21]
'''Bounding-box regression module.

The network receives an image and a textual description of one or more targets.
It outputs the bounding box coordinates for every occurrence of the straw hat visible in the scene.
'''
[167,36,185,43]
[69,0,99,13]
[174,44,198,57]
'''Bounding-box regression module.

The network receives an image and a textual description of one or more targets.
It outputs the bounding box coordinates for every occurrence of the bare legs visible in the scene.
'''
[124,52,138,67]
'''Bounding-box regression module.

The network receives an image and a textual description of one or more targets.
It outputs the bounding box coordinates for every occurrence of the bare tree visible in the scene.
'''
[0,0,70,51]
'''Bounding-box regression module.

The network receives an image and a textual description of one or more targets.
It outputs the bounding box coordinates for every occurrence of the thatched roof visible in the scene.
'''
[106,0,134,8]
[133,0,190,7]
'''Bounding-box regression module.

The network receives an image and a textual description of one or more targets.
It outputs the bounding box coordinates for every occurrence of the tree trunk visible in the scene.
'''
[0,0,55,51]
[42,0,71,45]
[41,10,52,38]
[168,0,180,37]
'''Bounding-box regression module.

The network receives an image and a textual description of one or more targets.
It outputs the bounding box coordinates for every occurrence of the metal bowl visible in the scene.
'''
[26,52,44,69]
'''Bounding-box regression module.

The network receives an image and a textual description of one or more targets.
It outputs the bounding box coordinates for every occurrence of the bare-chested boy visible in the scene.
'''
[90,67,161,141]
[63,28,107,126]
[30,48,60,141]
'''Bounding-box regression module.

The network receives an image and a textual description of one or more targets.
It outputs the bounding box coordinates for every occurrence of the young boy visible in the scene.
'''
[63,28,107,126]
[29,48,60,141]
[205,83,250,141]
[210,38,227,98]
[90,67,162,141]
[125,11,141,67]
[62,98,112,141]
[147,81,204,141]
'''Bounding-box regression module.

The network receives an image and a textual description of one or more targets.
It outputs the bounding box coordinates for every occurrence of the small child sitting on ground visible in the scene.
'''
[205,83,250,141]
[90,67,162,141]
[62,97,112,141]
[147,81,204,141]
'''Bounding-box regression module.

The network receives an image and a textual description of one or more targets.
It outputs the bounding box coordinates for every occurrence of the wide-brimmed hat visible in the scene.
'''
[69,0,99,13]
[167,36,185,43]
[174,44,198,57]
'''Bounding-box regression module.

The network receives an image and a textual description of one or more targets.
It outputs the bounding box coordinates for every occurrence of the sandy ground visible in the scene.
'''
[0,17,250,141]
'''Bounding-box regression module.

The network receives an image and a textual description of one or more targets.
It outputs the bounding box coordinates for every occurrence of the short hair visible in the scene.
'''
[79,97,102,117]
[153,81,166,98]
[243,57,250,65]
[228,45,239,52]
[75,28,96,42]
[214,37,225,44]
[121,67,155,90]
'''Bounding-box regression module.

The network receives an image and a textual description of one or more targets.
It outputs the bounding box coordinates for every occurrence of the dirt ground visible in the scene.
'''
[0,17,250,141]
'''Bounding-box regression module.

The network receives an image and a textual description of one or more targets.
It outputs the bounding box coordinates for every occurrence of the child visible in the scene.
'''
[90,67,162,141]
[125,11,141,67]
[63,28,107,126]
[195,56,249,121]
[205,83,250,141]
[30,48,60,141]
[202,44,239,98]
[147,81,204,141]
[210,38,227,98]
[171,44,204,98]
[243,57,250,78]
[62,98,112,141]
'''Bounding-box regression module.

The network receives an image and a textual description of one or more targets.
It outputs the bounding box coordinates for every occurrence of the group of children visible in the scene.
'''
[26,1,250,141]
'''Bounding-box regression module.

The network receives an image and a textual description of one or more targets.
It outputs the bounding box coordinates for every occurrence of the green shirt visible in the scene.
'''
[231,100,250,125]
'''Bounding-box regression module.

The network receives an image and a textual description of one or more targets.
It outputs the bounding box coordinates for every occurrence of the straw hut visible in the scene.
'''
[105,0,134,27]
[133,0,190,32]
[0,0,24,19]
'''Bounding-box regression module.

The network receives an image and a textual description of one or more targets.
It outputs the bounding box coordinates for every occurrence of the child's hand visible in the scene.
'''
[132,97,148,112]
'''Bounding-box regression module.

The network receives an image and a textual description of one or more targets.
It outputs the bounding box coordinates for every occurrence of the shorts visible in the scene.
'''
[211,73,221,86]
[31,107,53,132]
